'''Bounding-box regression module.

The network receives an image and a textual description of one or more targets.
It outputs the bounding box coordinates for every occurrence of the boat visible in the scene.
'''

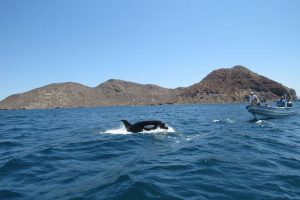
[246,104,297,120]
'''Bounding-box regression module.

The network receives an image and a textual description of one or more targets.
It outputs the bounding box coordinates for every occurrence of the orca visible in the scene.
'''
[121,120,168,133]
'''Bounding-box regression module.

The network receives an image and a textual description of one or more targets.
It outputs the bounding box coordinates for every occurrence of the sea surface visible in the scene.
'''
[1,103,300,200]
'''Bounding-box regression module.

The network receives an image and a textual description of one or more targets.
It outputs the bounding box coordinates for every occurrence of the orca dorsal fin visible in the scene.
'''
[121,120,132,129]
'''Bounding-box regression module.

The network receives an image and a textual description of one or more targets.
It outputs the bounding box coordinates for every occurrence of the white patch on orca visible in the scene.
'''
[144,125,155,129]
[141,125,175,133]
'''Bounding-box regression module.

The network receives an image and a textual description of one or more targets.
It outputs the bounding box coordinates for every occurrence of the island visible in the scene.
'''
[0,66,296,110]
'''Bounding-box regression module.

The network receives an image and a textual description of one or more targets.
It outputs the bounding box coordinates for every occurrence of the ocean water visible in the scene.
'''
[1,103,300,200]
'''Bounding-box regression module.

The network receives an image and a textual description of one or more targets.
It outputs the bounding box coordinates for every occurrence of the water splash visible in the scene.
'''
[255,120,277,129]
[101,125,175,135]
[103,126,130,134]
[256,120,264,125]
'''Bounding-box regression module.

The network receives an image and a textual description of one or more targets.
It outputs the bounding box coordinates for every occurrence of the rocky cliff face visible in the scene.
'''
[178,66,296,103]
[0,66,296,109]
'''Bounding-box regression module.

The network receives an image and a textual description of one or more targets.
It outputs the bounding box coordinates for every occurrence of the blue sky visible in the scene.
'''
[1,0,300,100]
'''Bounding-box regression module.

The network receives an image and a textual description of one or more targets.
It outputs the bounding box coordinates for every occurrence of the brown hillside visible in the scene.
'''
[0,66,296,109]
[178,65,296,103]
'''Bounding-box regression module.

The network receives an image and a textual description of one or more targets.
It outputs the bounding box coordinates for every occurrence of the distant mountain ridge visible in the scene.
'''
[0,66,296,109]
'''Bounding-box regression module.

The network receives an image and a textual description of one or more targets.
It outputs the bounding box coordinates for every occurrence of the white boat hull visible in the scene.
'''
[246,105,297,120]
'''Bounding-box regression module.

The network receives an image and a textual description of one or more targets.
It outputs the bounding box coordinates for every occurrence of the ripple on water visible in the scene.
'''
[0,158,31,176]
[1,104,300,199]
[0,140,23,148]
[115,180,184,200]
[0,189,24,199]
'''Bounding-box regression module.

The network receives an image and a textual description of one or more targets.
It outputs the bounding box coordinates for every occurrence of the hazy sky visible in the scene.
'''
[1,0,299,100]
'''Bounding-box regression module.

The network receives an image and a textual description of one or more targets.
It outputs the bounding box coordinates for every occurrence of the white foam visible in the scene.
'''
[226,118,235,123]
[256,120,263,125]
[103,126,131,134]
[100,125,175,135]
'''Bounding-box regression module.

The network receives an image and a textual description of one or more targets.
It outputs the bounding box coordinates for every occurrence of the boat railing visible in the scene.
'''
[246,104,294,111]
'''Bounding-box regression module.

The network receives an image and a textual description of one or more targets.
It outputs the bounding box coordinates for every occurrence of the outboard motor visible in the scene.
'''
[287,101,293,107]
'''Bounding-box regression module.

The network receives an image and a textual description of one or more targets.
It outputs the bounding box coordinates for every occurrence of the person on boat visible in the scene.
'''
[276,97,285,107]
[249,92,255,103]
[249,92,260,105]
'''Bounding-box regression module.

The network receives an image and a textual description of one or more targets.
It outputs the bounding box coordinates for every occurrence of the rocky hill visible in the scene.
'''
[178,66,296,103]
[0,80,178,109]
[0,66,296,109]
[94,79,177,106]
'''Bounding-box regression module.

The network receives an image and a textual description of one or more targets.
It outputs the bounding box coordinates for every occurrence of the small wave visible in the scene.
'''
[226,118,235,123]
[212,118,235,124]
[256,120,264,125]
[0,189,24,199]
[0,158,31,175]
[0,140,22,148]
[100,125,175,135]
[255,120,277,128]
